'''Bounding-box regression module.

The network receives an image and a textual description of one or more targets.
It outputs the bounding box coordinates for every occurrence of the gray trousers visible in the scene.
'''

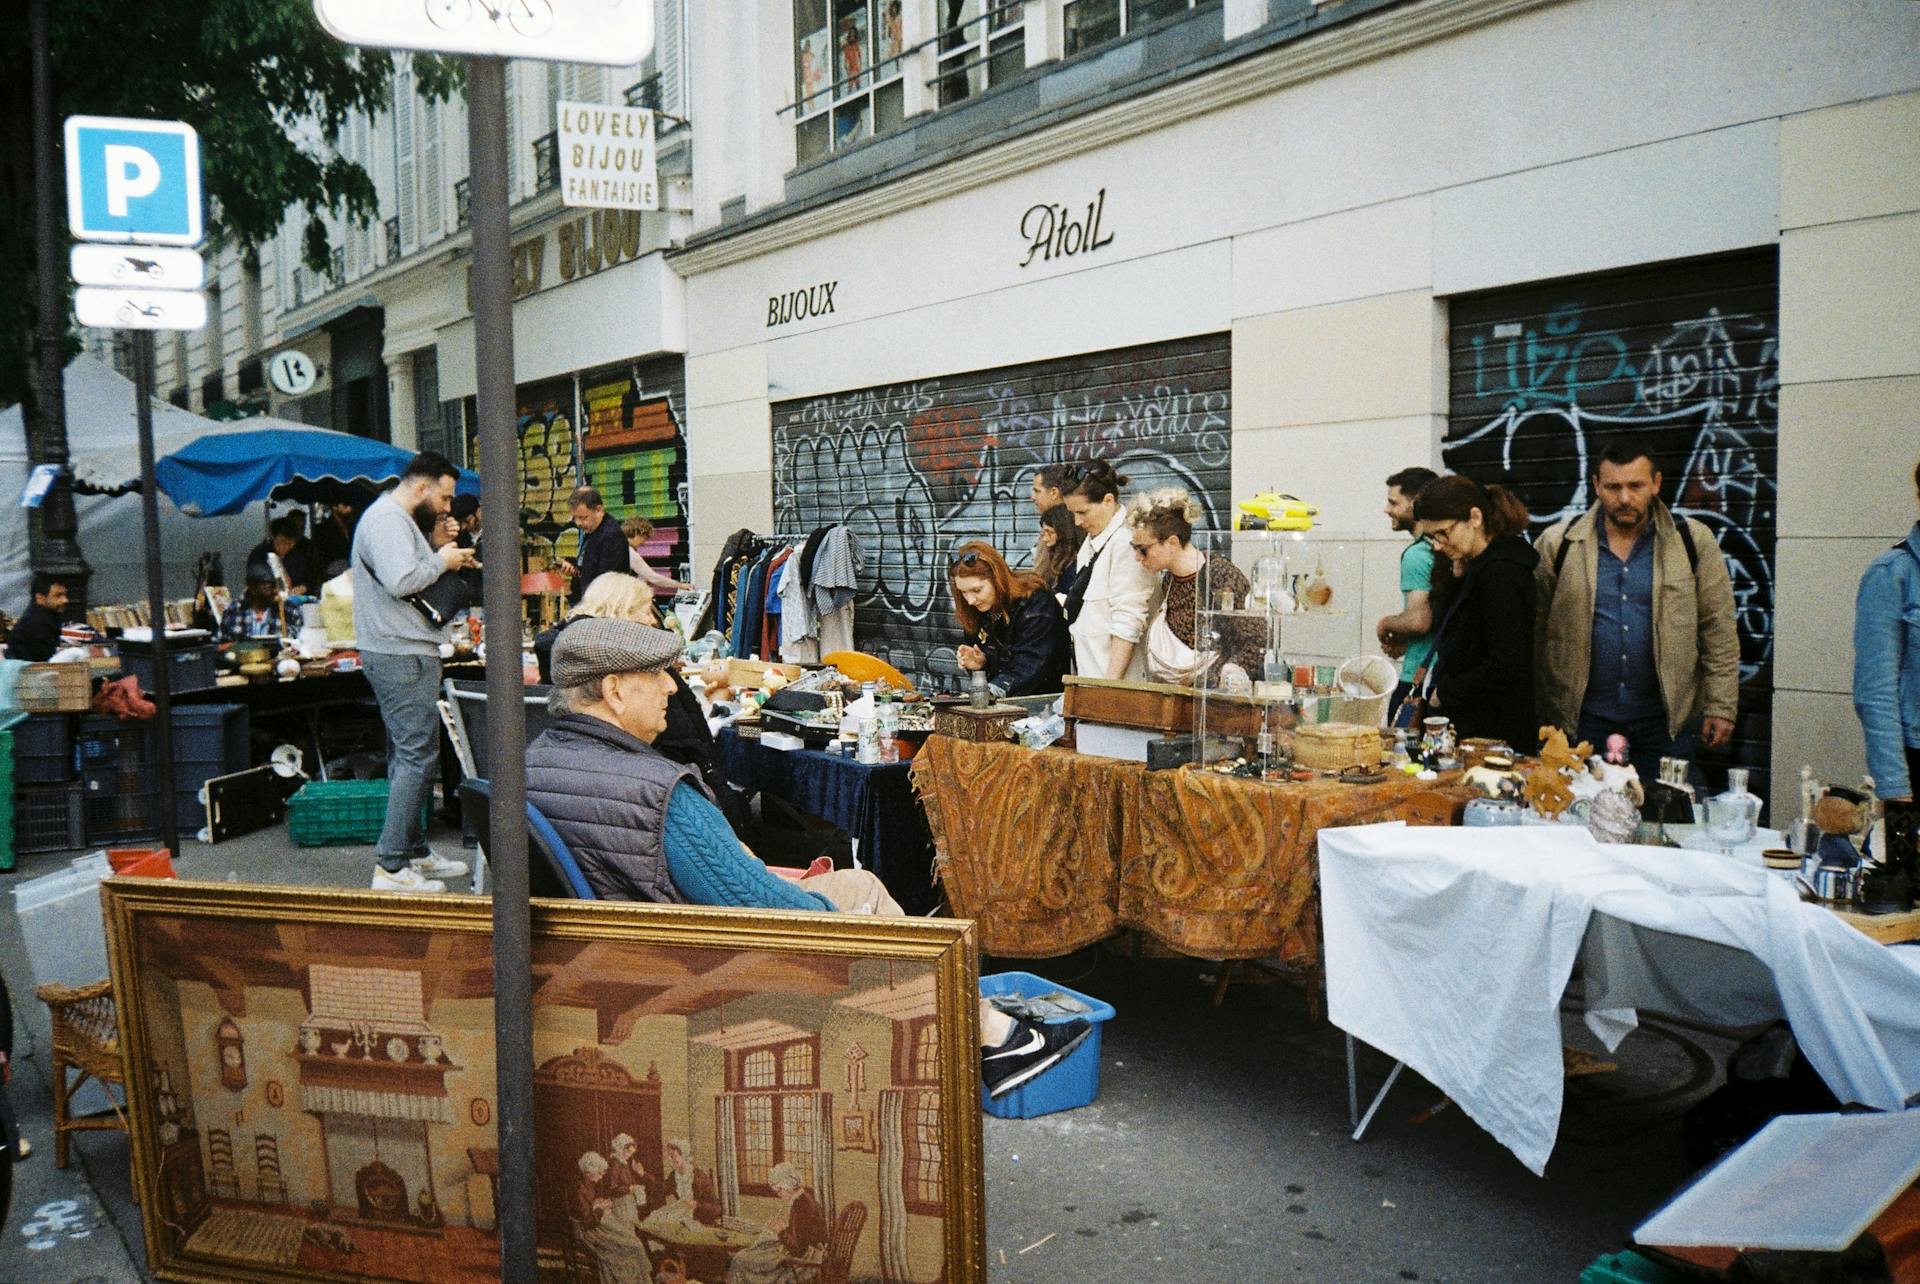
[362,650,443,872]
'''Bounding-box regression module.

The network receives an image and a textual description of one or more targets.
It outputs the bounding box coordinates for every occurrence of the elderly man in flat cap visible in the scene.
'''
[526,617,1092,1098]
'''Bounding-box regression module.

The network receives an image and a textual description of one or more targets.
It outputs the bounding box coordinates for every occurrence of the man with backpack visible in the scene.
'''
[1533,437,1740,786]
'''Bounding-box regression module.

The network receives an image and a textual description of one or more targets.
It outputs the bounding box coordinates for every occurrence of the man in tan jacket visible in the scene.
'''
[1533,437,1740,786]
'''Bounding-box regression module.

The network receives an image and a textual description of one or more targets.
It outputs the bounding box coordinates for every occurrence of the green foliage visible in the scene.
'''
[0,0,466,412]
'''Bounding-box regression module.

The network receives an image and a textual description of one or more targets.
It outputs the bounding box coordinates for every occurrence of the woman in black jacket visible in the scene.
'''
[1413,475,1540,752]
[949,541,1070,697]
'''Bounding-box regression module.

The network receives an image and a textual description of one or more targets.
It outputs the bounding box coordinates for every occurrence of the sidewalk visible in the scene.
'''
[0,821,1727,1282]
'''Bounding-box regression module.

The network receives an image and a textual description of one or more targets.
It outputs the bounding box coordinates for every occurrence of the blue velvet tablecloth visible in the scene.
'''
[716,727,938,914]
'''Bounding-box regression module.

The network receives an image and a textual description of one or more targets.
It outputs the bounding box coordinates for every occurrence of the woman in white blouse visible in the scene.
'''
[1062,460,1157,679]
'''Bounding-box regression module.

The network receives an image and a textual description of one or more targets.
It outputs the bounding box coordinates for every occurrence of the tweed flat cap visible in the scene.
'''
[551,617,681,686]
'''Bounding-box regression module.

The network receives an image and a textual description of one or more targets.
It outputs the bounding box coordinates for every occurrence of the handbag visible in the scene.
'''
[356,545,473,629]
[1391,588,1467,731]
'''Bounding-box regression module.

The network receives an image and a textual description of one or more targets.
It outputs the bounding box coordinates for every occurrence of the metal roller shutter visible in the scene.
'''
[1443,249,1779,797]
[771,332,1233,689]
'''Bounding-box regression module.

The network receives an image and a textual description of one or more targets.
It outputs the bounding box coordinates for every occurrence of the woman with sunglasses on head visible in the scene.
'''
[1127,488,1262,688]
[1062,460,1157,680]
[950,542,1071,697]
[1411,474,1541,751]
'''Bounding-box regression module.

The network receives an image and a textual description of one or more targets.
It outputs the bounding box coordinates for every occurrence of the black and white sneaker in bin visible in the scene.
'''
[981,1016,1092,1099]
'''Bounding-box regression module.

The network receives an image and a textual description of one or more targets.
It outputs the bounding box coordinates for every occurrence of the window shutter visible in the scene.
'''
[421,100,444,240]
[660,0,684,116]
[396,66,416,251]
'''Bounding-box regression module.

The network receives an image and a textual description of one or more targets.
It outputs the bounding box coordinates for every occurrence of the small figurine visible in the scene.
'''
[1525,726,1594,820]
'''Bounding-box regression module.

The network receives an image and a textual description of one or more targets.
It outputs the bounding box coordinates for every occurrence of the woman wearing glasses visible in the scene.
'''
[950,542,1071,697]
[1062,460,1157,679]
[1411,474,1541,751]
[1127,488,1261,688]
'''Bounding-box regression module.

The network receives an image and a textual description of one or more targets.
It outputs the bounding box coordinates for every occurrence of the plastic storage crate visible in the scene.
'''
[117,640,218,696]
[978,971,1116,1119]
[13,781,86,853]
[1579,1251,1689,1284]
[170,704,249,829]
[287,779,429,847]
[10,714,74,784]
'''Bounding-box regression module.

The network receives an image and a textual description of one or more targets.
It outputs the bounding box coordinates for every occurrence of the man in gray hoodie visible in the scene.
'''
[351,452,478,892]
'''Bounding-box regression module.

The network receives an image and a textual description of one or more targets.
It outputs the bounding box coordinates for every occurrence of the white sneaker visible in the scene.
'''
[373,866,448,894]
[411,851,470,880]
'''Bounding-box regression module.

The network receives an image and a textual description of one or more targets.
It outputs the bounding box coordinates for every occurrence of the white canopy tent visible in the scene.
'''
[0,356,273,612]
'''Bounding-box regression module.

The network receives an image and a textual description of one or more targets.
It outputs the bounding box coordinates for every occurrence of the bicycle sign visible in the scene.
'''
[74,286,209,332]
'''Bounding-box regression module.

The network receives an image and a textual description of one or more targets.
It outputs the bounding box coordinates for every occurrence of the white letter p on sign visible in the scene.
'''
[103,144,161,216]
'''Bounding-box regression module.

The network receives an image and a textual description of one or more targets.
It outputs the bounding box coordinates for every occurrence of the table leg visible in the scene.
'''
[305,710,330,781]
[1346,1032,1406,1143]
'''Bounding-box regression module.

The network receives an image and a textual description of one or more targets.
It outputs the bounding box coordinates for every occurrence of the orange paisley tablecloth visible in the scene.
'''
[911,737,1465,962]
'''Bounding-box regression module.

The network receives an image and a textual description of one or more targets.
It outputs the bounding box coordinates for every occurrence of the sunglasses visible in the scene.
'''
[1129,539,1157,556]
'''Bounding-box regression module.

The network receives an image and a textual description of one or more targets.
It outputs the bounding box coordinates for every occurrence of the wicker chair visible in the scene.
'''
[35,980,130,1168]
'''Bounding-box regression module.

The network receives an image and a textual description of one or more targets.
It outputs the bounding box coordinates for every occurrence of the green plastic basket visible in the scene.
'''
[286,780,431,847]
[1580,1250,1689,1284]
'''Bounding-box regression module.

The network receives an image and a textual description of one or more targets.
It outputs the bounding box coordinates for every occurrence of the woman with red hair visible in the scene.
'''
[949,541,1070,697]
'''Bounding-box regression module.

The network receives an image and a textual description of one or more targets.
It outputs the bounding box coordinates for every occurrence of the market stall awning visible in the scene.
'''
[153,427,481,517]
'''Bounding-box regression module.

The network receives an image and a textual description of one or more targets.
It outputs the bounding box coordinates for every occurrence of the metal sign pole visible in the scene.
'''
[130,329,180,858]
[466,54,536,1284]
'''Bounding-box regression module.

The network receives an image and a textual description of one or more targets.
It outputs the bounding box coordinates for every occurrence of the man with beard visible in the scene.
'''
[351,452,477,893]
[1374,466,1439,723]
[1533,436,1739,786]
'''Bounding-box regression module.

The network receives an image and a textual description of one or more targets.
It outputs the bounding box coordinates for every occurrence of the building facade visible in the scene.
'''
[672,0,1920,804]
[82,0,701,582]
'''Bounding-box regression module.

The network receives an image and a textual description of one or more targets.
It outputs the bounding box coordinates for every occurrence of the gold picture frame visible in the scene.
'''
[104,879,985,1283]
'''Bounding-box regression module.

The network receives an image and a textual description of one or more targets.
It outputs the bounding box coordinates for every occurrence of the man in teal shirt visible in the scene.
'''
[1376,467,1439,722]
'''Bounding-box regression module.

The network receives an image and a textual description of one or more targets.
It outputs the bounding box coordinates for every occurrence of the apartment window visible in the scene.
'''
[1065,0,1196,55]
[793,0,908,165]
[454,177,471,231]
[384,216,401,263]
[934,1,1026,107]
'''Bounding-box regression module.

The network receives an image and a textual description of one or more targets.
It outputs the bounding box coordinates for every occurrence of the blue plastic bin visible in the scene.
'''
[978,971,1116,1119]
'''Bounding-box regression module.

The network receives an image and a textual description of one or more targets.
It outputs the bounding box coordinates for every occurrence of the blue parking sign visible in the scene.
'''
[64,116,203,246]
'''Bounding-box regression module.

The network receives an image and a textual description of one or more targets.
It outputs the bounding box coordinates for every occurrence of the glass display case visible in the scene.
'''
[1188,530,1377,776]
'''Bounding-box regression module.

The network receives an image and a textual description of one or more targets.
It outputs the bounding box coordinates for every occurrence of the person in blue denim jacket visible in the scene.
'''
[1853,457,1920,802]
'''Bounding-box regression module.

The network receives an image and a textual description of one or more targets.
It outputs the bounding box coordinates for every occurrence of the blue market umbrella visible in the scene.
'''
[154,426,481,517]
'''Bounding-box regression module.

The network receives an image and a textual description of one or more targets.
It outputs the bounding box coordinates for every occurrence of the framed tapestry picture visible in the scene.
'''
[103,879,985,1283]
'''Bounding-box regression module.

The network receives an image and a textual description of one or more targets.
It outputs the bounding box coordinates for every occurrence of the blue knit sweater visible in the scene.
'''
[662,782,833,912]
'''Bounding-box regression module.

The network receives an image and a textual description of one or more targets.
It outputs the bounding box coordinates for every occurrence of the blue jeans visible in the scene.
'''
[362,651,443,872]
[1575,710,1698,793]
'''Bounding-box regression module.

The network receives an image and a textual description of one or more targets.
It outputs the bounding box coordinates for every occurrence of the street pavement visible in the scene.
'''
[0,822,1726,1282]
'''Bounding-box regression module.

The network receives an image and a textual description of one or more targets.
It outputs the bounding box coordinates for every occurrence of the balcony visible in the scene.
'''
[454,177,471,231]
[533,132,558,192]
[624,74,662,111]
[384,216,401,263]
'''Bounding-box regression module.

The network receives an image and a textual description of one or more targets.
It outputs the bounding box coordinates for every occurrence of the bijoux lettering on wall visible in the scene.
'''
[1018,188,1114,269]
[558,209,643,281]
[766,280,838,329]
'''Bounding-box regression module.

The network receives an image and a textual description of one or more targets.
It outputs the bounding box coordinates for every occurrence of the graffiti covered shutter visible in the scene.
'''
[771,333,1232,688]
[1443,249,1779,792]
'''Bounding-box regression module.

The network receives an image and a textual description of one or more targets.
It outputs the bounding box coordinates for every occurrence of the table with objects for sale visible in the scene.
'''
[911,736,1468,961]
[716,726,938,914]
[1317,823,1920,1175]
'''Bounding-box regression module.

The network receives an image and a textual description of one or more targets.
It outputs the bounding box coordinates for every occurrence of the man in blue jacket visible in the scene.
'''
[1854,457,1920,807]
[526,617,1091,1098]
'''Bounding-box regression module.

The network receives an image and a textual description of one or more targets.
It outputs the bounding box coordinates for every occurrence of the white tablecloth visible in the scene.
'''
[1318,823,1920,1175]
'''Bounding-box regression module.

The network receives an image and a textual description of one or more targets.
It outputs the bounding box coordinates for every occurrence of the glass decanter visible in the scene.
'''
[1703,767,1761,854]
